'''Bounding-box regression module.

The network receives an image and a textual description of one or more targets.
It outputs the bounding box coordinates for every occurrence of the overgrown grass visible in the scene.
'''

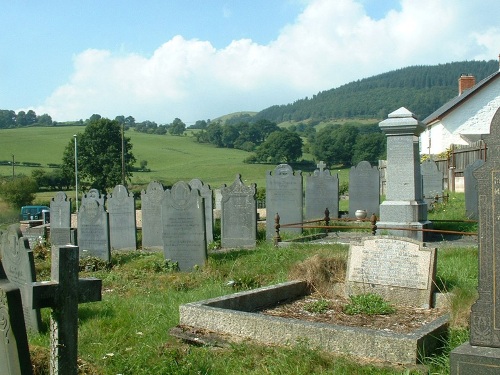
[27,240,476,375]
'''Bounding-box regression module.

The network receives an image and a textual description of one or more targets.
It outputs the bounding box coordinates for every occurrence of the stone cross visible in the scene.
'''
[32,245,102,375]
[317,161,326,174]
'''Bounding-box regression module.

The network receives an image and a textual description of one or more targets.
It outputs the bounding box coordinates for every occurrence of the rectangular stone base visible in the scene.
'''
[450,342,500,375]
[376,221,432,242]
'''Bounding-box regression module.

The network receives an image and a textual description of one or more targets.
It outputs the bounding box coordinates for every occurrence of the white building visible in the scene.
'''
[420,57,500,155]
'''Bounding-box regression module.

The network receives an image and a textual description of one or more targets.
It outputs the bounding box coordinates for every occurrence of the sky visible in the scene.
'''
[1,0,499,125]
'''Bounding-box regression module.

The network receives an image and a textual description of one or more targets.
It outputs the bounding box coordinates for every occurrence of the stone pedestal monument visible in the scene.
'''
[377,107,431,241]
[450,107,500,374]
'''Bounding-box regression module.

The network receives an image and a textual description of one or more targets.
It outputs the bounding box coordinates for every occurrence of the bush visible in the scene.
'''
[0,176,38,208]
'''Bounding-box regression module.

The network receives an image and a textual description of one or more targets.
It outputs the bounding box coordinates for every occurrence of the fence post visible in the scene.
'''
[324,208,330,234]
[370,214,377,235]
[273,213,281,246]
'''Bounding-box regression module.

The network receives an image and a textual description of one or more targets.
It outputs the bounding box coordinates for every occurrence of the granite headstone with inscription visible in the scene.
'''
[450,107,500,374]
[0,225,42,332]
[464,159,485,220]
[189,179,214,244]
[141,181,165,250]
[345,236,436,308]
[266,164,303,239]
[348,161,380,218]
[305,161,339,220]
[0,278,33,375]
[220,174,257,248]
[421,159,444,208]
[50,191,72,247]
[77,191,110,261]
[161,181,207,271]
[107,184,137,250]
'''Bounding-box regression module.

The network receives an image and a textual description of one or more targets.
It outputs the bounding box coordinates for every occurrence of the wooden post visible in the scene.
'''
[324,208,330,234]
[273,213,281,246]
[370,214,378,236]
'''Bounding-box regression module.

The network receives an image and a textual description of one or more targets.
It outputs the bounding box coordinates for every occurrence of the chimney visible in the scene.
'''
[458,74,475,95]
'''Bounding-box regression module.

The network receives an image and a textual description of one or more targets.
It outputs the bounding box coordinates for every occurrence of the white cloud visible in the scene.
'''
[33,0,500,123]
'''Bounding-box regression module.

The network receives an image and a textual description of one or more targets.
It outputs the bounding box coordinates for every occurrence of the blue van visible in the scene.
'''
[20,205,50,221]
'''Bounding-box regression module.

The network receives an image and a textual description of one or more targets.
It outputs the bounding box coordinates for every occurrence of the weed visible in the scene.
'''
[343,293,395,315]
[304,299,330,314]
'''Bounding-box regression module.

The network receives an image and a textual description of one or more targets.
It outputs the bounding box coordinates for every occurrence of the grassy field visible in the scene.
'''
[0,126,351,193]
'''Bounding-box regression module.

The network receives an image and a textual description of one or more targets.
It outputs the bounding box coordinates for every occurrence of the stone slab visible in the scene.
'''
[141,181,164,250]
[345,236,436,308]
[107,184,137,250]
[450,342,500,375]
[178,281,449,365]
[348,161,380,218]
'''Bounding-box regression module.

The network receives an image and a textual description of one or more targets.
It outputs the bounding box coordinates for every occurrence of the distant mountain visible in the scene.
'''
[254,60,499,123]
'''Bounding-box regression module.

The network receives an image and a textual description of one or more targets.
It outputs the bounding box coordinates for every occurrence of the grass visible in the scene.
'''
[343,293,395,315]
[25,238,477,375]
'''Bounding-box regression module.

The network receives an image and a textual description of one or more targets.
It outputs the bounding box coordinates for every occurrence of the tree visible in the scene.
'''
[61,118,136,192]
[312,125,359,166]
[36,113,53,126]
[0,176,38,208]
[352,133,386,165]
[255,129,303,163]
[169,118,186,135]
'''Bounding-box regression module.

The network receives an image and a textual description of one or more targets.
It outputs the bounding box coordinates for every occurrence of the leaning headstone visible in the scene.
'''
[464,159,485,220]
[0,225,42,332]
[50,192,72,247]
[421,159,444,208]
[107,184,137,250]
[161,181,207,271]
[189,178,214,244]
[266,164,303,239]
[377,108,431,241]
[141,181,165,250]
[348,161,380,218]
[0,278,33,375]
[450,107,500,374]
[32,245,102,375]
[220,174,257,248]
[305,161,339,220]
[77,191,110,261]
[345,236,437,308]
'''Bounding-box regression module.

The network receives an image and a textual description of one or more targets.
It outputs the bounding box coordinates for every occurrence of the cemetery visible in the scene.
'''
[0,107,494,374]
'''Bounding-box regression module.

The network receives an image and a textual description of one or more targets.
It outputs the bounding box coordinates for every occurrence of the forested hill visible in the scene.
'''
[254,60,499,123]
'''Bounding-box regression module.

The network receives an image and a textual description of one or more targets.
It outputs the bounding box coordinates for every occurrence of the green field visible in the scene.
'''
[0,126,351,192]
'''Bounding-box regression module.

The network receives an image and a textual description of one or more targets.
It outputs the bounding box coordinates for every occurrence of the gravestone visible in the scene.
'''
[377,108,431,241]
[450,107,500,374]
[220,174,257,248]
[421,159,444,208]
[266,164,303,239]
[464,159,485,220]
[81,188,104,206]
[77,190,110,261]
[214,189,222,210]
[305,161,339,220]
[161,181,207,271]
[0,278,33,375]
[141,181,165,250]
[0,225,42,332]
[50,192,72,247]
[107,184,137,250]
[345,237,437,308]
[348,161,380,218]
[22,225,47,250]
[189,178,214,244]
[32,245,102,375]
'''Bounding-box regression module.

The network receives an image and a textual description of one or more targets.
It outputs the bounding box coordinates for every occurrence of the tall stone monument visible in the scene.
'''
[377,107,431,241]
[305,161,339,220]
[450,107,500,374]
[266,164,303,239]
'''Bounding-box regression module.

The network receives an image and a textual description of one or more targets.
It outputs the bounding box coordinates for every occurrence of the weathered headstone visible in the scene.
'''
[107,184,137,250]
[345,237,436,308]
[450,107,500,374]
[161,181,207,271]
[305,161,339,220]
[189,179,214,244]
[77,190,110,261]
[464,159,485,220]
[81,188,104,206]
[377,108,431,241]
[32,245,102,375]
[22,225,47,250]
[220,174,257,248]
[214,189,222,211]
[0,277,33,375]
[50,192,72,247]
[348,161,380,218]
[141,181,165,250]
[421,159,444,208]
[266,164,303,239]
[0,225,42,332]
